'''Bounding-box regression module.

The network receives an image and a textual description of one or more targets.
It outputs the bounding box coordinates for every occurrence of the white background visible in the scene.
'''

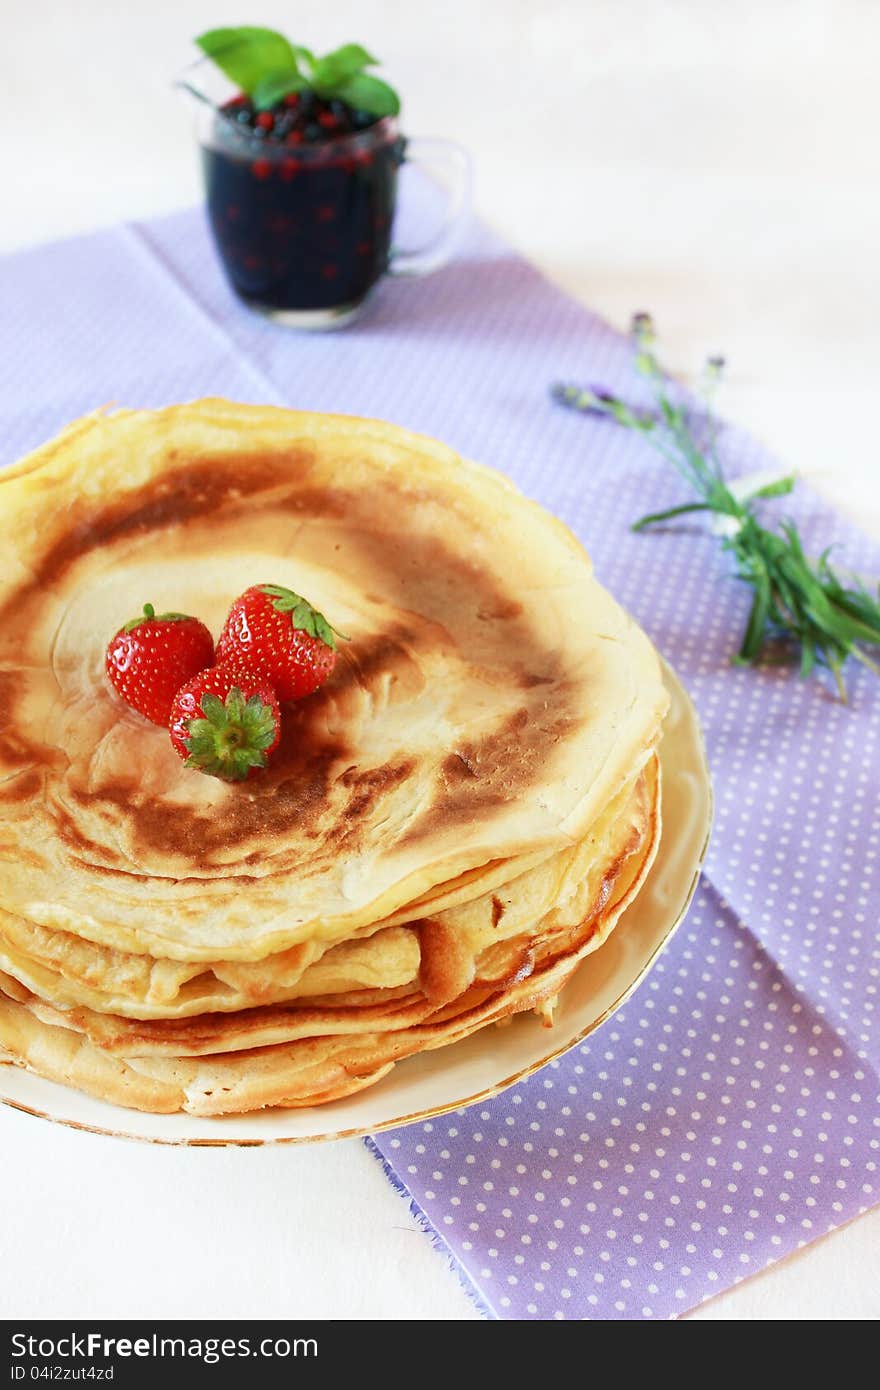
[1,0,879,1320]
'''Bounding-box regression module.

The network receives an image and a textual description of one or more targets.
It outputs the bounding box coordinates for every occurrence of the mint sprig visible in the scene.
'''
[195,27,400,116]
[260,585,349,651]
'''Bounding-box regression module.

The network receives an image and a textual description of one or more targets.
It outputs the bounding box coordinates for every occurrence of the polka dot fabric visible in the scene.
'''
[1,203,878,1320]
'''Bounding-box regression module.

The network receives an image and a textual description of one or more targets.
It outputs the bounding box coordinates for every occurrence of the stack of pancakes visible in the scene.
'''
[0,402,668,1115]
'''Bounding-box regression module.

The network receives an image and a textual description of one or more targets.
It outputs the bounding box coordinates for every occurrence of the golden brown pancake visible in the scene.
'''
[0,756,660,1113]
[0,761,654,1021]
[0,402,669,1114]
[6,763,656,1056]
[0,401,667,960]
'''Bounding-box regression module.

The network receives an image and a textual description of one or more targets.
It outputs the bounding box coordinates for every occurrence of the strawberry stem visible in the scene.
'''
[123,603,194,632]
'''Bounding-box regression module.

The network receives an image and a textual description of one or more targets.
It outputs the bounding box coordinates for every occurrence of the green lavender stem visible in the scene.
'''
[552,316,880,699]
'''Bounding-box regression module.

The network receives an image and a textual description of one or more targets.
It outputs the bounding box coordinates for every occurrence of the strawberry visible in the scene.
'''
[169,666,281,782]
[106,603,215,726]
[216,584,346,701]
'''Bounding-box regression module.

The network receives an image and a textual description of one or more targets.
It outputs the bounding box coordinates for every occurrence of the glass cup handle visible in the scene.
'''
[389,138,473,277]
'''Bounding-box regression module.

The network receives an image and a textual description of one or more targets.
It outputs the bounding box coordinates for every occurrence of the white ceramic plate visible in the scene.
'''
[0,665,711,1146]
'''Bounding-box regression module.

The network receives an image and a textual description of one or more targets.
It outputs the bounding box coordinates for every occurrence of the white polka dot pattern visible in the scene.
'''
[1,203,877,1320]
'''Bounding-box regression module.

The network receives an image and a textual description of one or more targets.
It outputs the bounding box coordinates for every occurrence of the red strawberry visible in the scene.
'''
[106,604,215,726]
[216,584,346,701]
[169,666,281,782]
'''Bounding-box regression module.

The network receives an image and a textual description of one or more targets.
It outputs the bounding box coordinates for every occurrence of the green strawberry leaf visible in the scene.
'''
[334,73,400,117]
[183,687,277,782]
[260,585,349,650]
[199,691,228,730]
[195,26,300,95]
[253,69,308,110]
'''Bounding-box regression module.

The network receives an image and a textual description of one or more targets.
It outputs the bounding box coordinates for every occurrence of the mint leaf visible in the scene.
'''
[195,30,399,114]
[290,45,316,75]
[329,42,379,70]
[195,26,300,95]
[312,43,378,90]
[253,70,307,110]
[335,73,400,117]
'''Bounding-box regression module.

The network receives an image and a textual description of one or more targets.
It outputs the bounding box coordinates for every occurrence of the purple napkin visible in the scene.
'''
[1,194,877,1321]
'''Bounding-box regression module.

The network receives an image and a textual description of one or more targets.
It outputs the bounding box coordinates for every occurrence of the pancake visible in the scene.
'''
[6,762,656,1054]
[0,755,660,1112]
[0,762,654,1020]
[0,402,671,1116]
[0,401,667,961]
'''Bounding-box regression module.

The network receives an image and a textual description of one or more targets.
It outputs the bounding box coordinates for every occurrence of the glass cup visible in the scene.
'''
[178,62,472,328]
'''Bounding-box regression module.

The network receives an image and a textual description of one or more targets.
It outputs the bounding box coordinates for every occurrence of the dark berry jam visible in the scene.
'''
[201,93,404,317]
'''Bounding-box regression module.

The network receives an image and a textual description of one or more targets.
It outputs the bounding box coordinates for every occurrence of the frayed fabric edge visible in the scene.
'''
[364,1135,497,1320]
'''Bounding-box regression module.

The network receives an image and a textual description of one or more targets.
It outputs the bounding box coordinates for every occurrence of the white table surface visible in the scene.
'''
[2,0,878,1321]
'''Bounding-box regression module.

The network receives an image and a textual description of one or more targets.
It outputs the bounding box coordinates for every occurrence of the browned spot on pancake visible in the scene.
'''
[519,671,555,689]
[416,917,475,1006]
[28,454,315,593]
[329,623,425,705]
[0,769,42,803]
[53,729,415,876]
[101,745,337,870]
[406,697,583,846]
[0,673,40,771]
[443,750,479,781]
[475,938,535,987]
[491,894,505,927]
[272,485,352,521]
[325,760,416,851]
[478,598,523,621]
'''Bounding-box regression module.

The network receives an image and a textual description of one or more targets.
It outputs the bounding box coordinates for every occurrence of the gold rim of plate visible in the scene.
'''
[0,661,712,1146]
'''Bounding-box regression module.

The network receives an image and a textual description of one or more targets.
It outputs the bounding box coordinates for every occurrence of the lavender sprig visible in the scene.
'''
[552,314,880,699]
